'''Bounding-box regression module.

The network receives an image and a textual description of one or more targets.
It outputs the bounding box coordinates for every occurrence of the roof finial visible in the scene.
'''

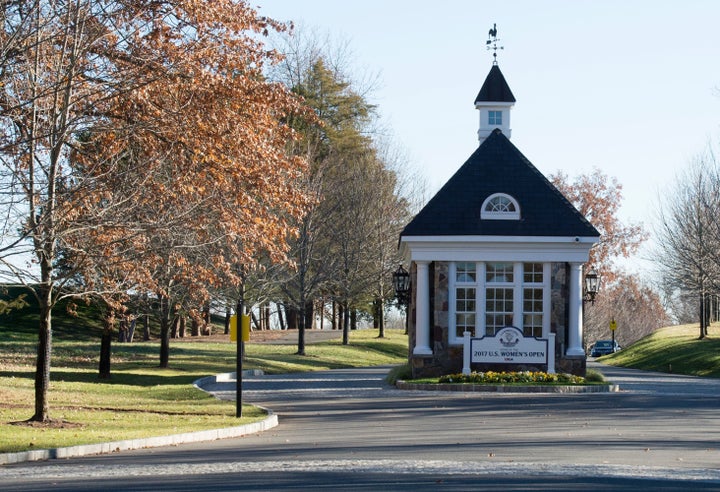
[486,23,504,65]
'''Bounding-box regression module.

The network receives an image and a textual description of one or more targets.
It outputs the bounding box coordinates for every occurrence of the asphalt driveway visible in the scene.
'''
[3,362,720,491]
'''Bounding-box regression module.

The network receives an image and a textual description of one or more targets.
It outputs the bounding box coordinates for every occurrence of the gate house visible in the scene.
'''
[399,62,600,378]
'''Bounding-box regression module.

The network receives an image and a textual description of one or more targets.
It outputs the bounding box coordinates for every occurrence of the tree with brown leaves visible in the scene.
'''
[550,168,647,283]
[0,0,310,422]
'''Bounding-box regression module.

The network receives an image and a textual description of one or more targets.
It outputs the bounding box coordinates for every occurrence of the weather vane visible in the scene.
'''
[486,23,504,64]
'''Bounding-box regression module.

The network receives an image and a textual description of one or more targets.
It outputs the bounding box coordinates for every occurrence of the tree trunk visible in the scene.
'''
[278,303,286,331]
[127,317,136,342]
[118,317,128,342]
[159,296,171,368]
[305,301,314,330]
[202,303,210,335]
[337,303,344,331]
[342,301,350,345]
[264,304,271,330]
[297,294,307,355]
[285,304,298,330]
[316,300,323,330]
[699,294,706,340]
[224,306,231,335]
[143,314,150,341]
[190,316,199,337]
[99,311,114,379]
[32,284,53,422]
[331,301,337,330]
[373,299,379,329]
[377,298,385,338]
[351,309,357,331]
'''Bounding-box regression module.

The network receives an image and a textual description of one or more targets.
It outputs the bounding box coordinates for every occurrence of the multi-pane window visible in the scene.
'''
[488,110,502,125]
[455,287,476,338]
[523,262,543,283]
[523,288,543,337]
[485,262,514,335]
[485,195,515,212]
[448,262,548,344]
[522,263,544,337]
[456,262,476,282]
[486,287,513,335]
[481,193,520,220]
[454,263,477,337]
[486,262,513,283]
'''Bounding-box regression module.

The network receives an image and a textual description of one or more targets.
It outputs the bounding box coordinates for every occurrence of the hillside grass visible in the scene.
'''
[598,322,720,377]
[0,296,408,454]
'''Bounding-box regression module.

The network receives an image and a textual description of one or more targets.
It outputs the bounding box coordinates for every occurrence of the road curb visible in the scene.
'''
[1,371,275,466]
[396,381,620,393]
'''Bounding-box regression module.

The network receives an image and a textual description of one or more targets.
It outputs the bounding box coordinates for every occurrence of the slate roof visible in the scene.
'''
[474,65,516,104]
[400,129,600,238]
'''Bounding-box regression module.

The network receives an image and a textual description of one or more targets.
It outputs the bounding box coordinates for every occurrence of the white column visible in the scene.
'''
[462,331,471,375]
[547,333,556,373]
[413,261,432,355]
[567,262,585,356]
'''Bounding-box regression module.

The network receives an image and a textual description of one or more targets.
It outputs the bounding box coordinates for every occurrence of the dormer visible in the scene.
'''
[475,64,516,145]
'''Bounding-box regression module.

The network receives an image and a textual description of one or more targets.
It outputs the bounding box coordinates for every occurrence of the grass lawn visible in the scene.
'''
[598,322,720,377]
[0,326,407,454]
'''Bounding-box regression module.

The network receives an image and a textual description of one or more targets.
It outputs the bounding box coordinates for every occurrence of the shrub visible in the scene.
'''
[584,368,606,383]
[386,363,412,385]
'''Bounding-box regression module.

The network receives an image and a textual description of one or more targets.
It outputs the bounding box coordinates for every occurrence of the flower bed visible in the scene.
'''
[438,370,586,385]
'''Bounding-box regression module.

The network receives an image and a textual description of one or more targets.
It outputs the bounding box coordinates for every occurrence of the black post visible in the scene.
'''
[236,284,244,418]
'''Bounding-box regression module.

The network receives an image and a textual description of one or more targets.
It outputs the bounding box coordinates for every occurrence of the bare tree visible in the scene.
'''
[585,275,670,347]
[654,151,720,338]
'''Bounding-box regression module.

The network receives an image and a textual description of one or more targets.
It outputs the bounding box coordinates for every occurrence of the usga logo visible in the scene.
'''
[498,327,520,347]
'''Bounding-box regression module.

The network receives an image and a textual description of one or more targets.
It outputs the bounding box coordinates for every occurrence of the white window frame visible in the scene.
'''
[522,262,544,338]
[481,193,520,220]
[488,110,502,126]
[450,262,477,340]
[448,261,550,346]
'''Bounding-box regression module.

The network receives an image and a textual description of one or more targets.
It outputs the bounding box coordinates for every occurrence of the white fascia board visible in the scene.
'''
[400,235,598,263]
[474,101,515,108]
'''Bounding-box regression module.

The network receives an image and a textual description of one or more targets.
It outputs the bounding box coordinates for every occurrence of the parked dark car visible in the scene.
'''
[590,340,621,357]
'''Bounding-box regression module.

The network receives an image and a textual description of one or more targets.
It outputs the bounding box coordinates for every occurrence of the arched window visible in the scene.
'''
[481,193,520,220]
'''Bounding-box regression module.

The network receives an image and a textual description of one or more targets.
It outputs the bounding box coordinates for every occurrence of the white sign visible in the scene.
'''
[470,326,548,365]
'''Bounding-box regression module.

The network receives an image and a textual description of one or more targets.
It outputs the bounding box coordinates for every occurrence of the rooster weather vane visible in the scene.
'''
[486,23,504,64]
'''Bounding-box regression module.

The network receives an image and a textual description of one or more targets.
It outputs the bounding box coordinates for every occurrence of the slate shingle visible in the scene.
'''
[474,65,516,104]
[400,129,600,238]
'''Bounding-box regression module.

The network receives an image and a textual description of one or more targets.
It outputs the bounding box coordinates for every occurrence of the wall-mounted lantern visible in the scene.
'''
[583,269,600,305]
[392,264,411,307]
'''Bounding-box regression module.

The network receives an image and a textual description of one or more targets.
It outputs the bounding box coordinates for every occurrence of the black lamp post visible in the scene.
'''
[583,269,600,305]
[392,264,410,307]
[235,264,247,418]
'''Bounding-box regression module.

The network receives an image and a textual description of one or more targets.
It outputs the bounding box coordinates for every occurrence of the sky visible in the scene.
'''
[257,0,720,274]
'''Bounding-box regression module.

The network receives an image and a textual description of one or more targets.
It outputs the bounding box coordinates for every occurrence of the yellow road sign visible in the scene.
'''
[230,314,251,342]
[609,319,617,331]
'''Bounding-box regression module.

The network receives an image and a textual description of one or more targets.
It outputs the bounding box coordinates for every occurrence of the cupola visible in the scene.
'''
[475,64,515,145]
[475,24,515,145]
